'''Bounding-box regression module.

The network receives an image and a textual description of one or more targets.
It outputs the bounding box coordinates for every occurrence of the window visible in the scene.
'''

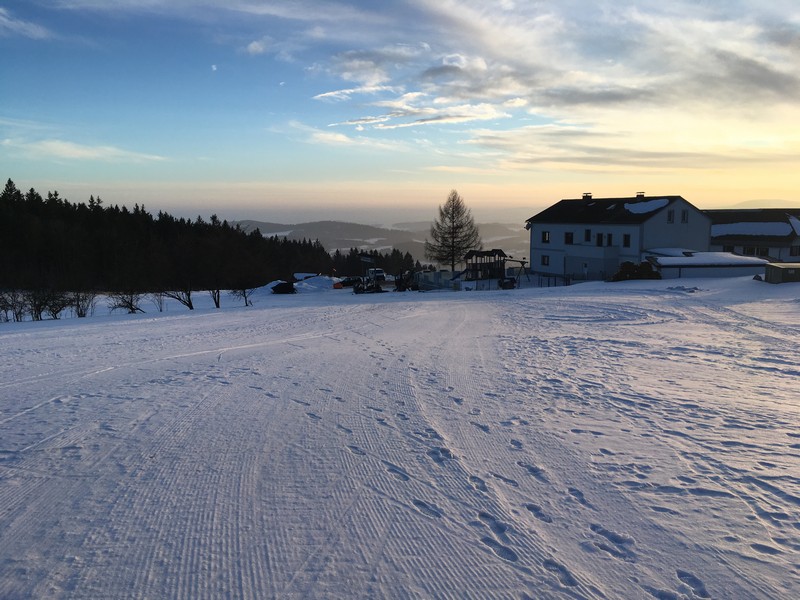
[564,232,574,245]
[596,233,603,247]
[723,245,735,252]
[667,209,675,224]
[758,247,769,257]
[584,229,591,242]
[743,246,756,256]
[541,231,550,243]
[681,209,689,223]
[541,255,550,266]
[791,245,800,257]
[623,234,631,248]
[606,233,613,246]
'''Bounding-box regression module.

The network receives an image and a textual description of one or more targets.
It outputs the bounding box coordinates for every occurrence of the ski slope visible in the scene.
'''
[1,278,798,599]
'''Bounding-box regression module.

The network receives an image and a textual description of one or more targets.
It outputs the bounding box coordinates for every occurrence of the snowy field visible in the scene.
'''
[1,277,798,599]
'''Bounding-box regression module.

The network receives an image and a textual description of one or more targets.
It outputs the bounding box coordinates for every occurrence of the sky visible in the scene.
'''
[2,1,800,224]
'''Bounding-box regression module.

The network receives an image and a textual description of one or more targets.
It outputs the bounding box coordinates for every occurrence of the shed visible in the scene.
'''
[765,263,800,284]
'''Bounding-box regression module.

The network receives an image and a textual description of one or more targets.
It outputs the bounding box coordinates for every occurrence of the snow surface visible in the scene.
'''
[1,277,799,599]
[624,198,670,214]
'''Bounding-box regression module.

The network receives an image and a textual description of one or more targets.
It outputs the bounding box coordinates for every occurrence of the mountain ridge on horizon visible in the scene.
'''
[234,219,532,263]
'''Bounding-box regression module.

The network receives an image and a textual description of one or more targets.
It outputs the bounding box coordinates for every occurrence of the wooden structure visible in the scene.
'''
[464,249,507,281]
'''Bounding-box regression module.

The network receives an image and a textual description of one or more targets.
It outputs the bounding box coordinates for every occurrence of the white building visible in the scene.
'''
[526,193,711,281]
[705,209,800,262]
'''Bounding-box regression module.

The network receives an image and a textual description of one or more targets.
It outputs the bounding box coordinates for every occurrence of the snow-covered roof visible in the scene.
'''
[645,248,698,257]
[705,209,800,241]
[711,222,793,237]
[649,252,769,267]
[623,198,669,214]
[527,195,690,225]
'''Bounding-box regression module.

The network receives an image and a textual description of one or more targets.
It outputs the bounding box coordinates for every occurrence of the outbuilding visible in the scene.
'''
[765,262,800,284]
[647,252,768,279]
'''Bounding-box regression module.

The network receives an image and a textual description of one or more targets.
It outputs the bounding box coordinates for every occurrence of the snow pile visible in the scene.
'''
[1,277,798,598]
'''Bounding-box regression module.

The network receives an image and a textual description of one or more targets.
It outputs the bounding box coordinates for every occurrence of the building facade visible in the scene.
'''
[526,193,711,281]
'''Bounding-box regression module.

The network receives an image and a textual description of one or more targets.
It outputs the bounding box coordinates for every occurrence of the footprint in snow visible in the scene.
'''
[382,461,410,481]
[481,536,518,562]
[543,559,578,587]
[568,487,593,508]
[590,523,635,560]
[306,412,321,420]
[412,499,443,518]
[469,475,488,493]
[347,445,366,456]
[491,472,519,488]
[428,447,455,465]
[524,503,553,523]
[676,570,710,598]
[479,512,511,541]
[517,461,548,483]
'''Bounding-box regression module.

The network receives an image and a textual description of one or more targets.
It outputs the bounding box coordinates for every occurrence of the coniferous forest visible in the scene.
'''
[0,179,419,321]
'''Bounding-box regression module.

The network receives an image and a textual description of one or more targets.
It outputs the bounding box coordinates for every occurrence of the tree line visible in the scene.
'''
[0,178,432,322]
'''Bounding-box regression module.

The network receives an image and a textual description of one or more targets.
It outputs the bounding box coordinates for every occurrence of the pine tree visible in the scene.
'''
[424,190,481,272]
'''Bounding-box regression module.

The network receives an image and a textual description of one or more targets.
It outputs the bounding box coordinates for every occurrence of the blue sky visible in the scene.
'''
[2,1,799,224]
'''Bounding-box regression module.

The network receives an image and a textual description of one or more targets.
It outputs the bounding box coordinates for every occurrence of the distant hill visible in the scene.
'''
[731,199,797,209]
[235,220,531,263]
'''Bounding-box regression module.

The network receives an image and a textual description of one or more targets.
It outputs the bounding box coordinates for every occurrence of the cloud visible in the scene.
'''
[42,0,800,181]
[326,44,431,87]
[374,102,510,129]
[313,85,400,102]
[3,138,166,162]
[244,35,274,55]
[288,121,403,151]
[0,8,52,39]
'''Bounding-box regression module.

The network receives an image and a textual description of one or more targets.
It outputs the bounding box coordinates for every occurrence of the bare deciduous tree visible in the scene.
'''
[229,287,257,307]
[164,290,194,310]
[109,292,145,314]
[72,291,97,318]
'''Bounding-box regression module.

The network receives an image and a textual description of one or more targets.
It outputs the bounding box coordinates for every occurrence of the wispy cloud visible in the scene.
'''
[314,85,401,102]
[0,8,52,39]
[3,138,166,162]
[288,121,404,152]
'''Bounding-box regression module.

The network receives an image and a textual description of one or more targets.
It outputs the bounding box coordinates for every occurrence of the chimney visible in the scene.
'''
[636,191,645,198]
[582,192,592,199]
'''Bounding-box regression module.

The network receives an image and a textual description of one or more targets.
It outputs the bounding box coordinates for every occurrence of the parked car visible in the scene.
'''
[367,268,386,282]
[337,276,362,288]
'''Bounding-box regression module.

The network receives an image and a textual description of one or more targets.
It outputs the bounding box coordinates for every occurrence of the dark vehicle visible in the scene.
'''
[337,276,362,287]
[271,281,296,294]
